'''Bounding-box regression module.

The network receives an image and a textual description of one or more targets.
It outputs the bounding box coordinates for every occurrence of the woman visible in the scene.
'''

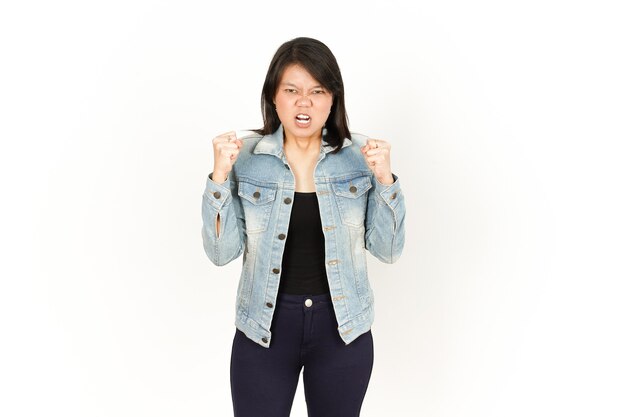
[201,37,406,417]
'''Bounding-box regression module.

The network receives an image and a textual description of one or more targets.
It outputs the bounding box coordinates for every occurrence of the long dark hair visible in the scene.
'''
[255,37,350,154]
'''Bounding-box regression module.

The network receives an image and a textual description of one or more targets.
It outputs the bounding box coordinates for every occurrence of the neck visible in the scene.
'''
[283,131,322,155]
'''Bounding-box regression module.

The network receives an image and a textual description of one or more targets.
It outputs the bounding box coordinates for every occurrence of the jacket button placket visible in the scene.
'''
[316,182,349,327]
[264,176,294,332]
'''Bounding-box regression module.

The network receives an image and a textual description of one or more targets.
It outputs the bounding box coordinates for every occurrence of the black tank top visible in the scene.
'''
[277,192,330,295]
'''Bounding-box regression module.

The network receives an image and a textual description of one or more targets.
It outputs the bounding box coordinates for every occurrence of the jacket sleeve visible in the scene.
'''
[364,173,406,263]
[201,172,246,266]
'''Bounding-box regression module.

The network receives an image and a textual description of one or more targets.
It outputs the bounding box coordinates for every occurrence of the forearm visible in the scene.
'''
[201,173,244,266]
[211,171,228,236]
[364,174,406,263]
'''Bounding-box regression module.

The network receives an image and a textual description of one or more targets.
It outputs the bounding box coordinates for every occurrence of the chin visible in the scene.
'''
[287,124,323,138]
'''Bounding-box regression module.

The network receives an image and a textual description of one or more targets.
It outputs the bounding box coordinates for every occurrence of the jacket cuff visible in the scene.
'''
[373,173,402,209]
[203,172,232,210]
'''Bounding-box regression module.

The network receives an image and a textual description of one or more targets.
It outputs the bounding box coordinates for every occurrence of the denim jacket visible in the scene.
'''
[201,125,405,348]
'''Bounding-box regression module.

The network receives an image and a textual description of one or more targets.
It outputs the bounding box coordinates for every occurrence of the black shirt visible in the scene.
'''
[277,192,330,295]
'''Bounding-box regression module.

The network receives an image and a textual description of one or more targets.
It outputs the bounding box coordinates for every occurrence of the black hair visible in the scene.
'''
[255,37,350,154]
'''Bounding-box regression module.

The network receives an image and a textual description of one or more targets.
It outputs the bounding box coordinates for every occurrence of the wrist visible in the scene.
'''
[376,174,394,186]
[211,170,228,184]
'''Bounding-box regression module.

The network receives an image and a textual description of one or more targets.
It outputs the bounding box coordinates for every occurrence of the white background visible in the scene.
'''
[1,0,625,416]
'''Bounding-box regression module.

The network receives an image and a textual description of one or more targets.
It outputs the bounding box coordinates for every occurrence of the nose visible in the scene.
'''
[297,93,312,107]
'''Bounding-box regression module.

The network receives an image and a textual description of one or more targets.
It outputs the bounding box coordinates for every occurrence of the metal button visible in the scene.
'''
[272,268,280,274]
[349,185,357,193]
[328,259,339,265]
[278,233,286,240]
[304,299,313,307]
[213,191,221,199]
[266,302,273,308]
[253,191,261,199]
[261,337,268,343]
[391,192,397,200]
[284,197,292,204]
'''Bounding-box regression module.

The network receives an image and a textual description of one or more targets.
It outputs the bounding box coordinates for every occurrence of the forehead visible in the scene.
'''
[278,64,321,86]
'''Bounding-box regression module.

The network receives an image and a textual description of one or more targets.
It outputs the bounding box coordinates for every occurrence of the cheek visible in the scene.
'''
[273,97,286,115]
[275,97,293,113]
[324,101,333,115]
[326,97,334,112]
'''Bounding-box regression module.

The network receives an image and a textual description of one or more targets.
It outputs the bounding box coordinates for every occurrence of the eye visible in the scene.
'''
[312,89,326,94]
[285,88,298,94]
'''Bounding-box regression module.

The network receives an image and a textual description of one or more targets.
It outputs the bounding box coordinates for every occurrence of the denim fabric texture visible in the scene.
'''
[201,124,406,348]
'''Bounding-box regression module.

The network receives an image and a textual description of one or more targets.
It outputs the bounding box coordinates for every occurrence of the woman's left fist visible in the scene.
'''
[360,139,394,185]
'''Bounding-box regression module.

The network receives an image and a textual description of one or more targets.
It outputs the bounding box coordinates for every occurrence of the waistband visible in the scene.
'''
[276,292,332,310]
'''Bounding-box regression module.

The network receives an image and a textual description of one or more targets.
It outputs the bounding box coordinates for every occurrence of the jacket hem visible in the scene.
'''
[235,311,272,348]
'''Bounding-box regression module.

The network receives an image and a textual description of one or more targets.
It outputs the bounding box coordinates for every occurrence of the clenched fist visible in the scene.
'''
[360,139,394,185]
[212,131,243,183]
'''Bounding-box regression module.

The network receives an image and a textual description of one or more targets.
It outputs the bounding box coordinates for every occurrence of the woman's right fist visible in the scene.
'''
[212,131,243,183]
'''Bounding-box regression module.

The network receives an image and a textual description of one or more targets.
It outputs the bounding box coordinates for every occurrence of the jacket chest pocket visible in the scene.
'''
[331,175,372,228]
[238,181,277,233]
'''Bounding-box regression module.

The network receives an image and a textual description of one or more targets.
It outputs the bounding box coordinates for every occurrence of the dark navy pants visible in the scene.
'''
[230,292,374,417]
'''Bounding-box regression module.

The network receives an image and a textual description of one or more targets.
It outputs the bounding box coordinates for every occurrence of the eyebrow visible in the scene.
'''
[280,82,325,89]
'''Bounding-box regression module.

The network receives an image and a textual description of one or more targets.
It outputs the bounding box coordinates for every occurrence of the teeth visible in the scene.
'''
[296,114,310,120]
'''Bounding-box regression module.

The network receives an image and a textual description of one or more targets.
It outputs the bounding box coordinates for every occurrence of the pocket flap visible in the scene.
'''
[331,175,372,198]
[238,181,277,204]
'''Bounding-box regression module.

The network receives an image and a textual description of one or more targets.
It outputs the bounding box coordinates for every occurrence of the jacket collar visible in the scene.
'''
[253,124,352,157]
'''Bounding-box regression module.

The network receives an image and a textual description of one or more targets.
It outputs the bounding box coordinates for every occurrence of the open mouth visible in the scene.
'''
[295,113,311,127]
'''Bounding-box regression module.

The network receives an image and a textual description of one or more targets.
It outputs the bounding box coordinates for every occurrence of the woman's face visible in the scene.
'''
[274,64,333,143]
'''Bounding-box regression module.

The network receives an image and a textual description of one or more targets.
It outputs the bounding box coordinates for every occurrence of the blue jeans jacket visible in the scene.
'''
[201,125,406,348]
